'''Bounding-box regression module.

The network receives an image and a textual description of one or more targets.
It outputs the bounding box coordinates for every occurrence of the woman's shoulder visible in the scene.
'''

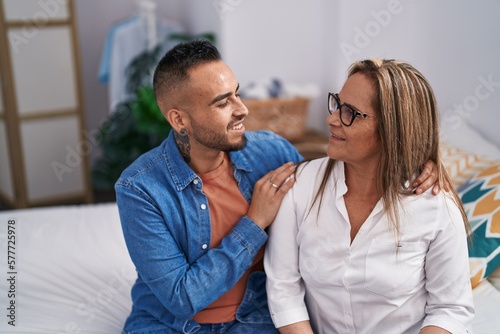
[296,157,332,177]
[293,158,340,191]
[403,189,465,228]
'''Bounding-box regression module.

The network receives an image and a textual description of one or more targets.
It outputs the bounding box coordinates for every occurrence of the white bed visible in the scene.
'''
[0,119,499,333]
[0,203,135,333]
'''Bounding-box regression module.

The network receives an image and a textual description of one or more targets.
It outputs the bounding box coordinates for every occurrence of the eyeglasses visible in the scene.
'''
[327,93,376,126]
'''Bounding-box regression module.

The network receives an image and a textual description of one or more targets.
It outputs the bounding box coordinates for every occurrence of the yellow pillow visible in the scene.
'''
[459,163,500,288]
[441,142,497,188]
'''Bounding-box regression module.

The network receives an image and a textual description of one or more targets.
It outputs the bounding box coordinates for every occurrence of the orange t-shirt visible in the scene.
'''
[193,154,264,324]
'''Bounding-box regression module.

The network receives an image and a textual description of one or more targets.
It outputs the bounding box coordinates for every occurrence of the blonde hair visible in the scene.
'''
[308,59,468,236]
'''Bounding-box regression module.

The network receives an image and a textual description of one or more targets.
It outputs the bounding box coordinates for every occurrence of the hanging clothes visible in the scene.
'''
[98,16,138,85]
[98,1,184,112]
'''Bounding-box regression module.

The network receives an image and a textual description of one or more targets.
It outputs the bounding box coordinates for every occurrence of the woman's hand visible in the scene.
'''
[419,325,451,334]
[279,321,315,334]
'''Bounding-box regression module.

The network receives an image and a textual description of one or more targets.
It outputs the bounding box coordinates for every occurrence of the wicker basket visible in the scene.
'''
[242,97,310,141]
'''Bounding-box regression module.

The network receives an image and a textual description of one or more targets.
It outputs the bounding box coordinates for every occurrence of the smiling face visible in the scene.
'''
[326,72,381,167]
[177,60,249,154]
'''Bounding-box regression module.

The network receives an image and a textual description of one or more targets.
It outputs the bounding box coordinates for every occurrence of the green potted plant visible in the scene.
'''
[91,86,170,194]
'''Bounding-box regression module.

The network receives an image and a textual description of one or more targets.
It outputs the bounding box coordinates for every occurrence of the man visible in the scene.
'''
[115,40,440,333]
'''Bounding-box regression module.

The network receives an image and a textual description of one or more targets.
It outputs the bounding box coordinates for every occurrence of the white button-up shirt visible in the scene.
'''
[265,158,474,334]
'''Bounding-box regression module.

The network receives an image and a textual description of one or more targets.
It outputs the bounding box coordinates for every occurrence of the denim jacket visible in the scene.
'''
[115,130,303,333]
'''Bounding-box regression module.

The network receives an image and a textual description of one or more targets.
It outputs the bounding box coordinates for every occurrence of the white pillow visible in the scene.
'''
[441,118,500,159]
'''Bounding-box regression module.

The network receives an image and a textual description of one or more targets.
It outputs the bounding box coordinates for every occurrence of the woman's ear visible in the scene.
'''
[164,108,187,133]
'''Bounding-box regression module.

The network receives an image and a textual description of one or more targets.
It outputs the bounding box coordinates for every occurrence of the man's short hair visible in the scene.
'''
[153,39,221,100]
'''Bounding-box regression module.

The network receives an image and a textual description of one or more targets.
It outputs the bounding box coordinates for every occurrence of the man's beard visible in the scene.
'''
[190,117,248,152]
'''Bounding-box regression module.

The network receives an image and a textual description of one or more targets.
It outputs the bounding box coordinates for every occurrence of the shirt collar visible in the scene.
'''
[333,160,348,198]
[163,132,198,191]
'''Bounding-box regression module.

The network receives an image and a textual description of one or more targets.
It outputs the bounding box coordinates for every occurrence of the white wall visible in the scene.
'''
[218,0,330,134]
[415,1,500,147]
[184,0,221,39]
[328,0,424,91]
[212,0,500,147]
[328,0,500,147]
[75,0,500,156]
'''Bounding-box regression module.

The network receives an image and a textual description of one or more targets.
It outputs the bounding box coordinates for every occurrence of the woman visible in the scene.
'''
[264,59,474,334]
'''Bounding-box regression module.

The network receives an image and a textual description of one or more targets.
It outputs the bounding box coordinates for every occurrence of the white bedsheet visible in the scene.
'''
[471,279,500,333]
[0,203,135,333]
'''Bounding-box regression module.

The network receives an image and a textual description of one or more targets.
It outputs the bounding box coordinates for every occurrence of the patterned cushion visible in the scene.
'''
[441,142,500,288]
[489,266,500,291]
[457,162,500,288]
[441,142,497,187]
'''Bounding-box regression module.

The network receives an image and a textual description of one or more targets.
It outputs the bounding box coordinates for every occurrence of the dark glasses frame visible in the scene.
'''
[328,93,376,126]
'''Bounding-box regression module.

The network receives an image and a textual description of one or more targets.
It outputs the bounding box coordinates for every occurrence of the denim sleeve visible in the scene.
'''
[259,131,304,165]
[115,183,268,319]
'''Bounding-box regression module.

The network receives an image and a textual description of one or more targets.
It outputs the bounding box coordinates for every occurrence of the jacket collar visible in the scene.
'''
[163,132,253,191]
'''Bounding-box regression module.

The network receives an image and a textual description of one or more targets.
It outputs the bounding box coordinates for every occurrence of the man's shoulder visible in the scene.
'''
[239,130,302,163]
[244,130,287,142]
[244,130,297,153]
[116,143,167,187]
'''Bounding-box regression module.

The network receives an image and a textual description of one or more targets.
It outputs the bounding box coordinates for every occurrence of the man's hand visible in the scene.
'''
[412,160,450,195]
[247,162,296,230]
